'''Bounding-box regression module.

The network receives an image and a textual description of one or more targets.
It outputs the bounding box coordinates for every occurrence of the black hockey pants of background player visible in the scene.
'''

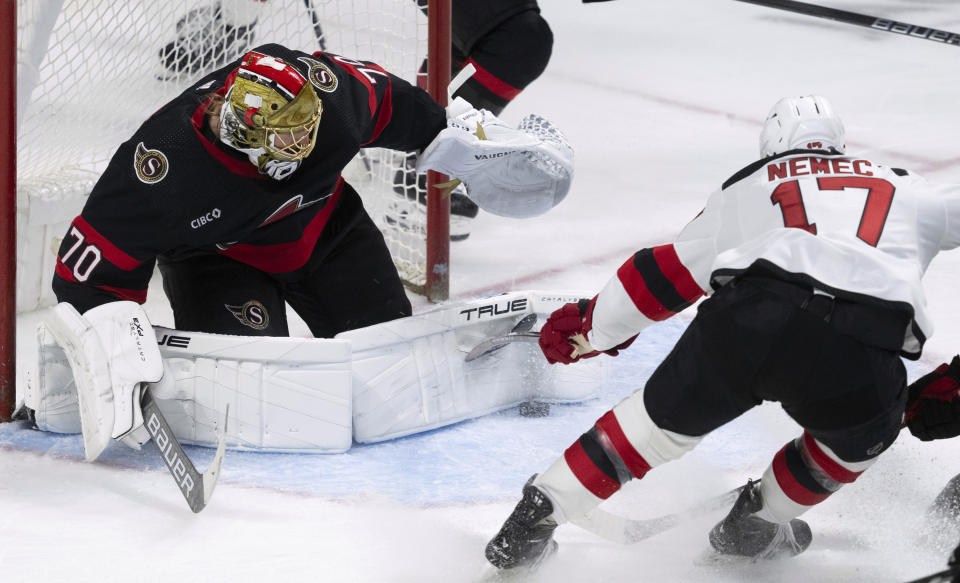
[406,0,555,231]
[159,183,410,337]
[440,0,553,116]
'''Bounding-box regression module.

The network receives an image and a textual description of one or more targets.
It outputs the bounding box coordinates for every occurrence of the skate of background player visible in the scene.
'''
[2,1,959,582]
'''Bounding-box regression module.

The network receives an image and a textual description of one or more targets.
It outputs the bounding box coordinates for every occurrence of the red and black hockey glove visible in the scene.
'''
[905,355,960,442]
[538,297,636,365]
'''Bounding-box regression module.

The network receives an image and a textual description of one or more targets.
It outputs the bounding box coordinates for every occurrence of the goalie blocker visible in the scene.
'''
[27,291,607,453]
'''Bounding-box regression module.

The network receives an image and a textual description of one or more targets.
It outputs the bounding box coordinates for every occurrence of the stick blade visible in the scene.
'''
[202,404,229,507]
[464,331,540,362]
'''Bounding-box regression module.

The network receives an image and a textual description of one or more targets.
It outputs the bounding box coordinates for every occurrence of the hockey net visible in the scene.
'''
[13,0,450,318]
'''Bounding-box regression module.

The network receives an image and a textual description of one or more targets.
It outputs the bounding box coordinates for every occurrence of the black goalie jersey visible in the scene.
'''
[53,44,446,313]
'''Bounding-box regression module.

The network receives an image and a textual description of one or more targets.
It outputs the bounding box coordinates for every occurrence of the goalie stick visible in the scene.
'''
[464,313,538,362]
[904,567,958,583]
[733,0,960,48]
[141,389,228,513]
[571,485,744,544]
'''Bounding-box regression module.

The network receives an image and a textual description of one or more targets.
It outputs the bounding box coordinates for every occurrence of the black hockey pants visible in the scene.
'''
[642,273,910,463]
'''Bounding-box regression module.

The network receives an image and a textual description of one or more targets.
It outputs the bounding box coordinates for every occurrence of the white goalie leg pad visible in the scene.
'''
[28,322,82,435]
[417,97,574,219]
[40,303,117,461]
[340,291,605,444]
[151,328,353,453]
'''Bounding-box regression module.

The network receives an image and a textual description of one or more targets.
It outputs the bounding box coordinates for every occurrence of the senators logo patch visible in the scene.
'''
[134,142,169,184]
[298,56,338,93]
[226,300,270,331]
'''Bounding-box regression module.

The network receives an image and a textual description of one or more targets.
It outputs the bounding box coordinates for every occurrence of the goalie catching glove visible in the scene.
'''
[905,355,960,441]
[416,97,574,219]
[539,297,636,365]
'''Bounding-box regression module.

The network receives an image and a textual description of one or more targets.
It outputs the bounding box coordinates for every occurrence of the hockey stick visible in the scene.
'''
[302,0,327,52]
[733,0,960,48]
[464,313,539,362]
[465,331,539,362]
[904,567,958,583]
[300,0,383,176]
[571,485,744,544]
[141,389,228,513]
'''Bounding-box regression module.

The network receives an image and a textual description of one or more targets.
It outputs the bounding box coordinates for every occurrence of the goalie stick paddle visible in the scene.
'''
[733,0,960,48]
[570,485,744,545]
[141,389,228,513]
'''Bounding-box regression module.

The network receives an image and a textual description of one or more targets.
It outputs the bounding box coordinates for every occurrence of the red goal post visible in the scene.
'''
[1,0,15,421]
[1,0,451,422]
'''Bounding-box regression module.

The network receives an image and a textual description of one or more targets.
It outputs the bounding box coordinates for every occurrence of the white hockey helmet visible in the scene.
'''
[759,95,845,157]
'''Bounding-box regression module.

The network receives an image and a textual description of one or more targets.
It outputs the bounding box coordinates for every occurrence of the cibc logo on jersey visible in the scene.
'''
[134,142,169,184]
[191,208,222,229]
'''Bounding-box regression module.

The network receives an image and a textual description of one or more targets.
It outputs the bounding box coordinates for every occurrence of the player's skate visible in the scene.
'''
[449,188,479,241]
[709,479,812,559]
[485,475,559,570]
[159,3,256,77]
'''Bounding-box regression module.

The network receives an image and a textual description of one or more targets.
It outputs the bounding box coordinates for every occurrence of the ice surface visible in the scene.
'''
[4,1,960,581]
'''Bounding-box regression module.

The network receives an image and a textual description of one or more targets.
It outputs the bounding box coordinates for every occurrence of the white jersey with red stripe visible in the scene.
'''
[588,149,960,359]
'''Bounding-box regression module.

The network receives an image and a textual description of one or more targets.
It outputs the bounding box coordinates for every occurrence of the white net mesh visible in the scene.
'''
[16,0,436,312]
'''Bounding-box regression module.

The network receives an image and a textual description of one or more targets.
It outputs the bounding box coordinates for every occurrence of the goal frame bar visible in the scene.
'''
[1,0,16,422]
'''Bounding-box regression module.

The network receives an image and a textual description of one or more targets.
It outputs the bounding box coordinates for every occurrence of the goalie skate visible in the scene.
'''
[388,164,478,241]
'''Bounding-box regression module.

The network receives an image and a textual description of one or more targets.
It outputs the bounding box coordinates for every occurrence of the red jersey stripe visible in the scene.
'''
[335,57,382,118]
[364,81,393,146]
[217,179,343,272]
[70,216,142,271]
[616,259,675,321]
[54,263,148,304]
[651,245,705,302]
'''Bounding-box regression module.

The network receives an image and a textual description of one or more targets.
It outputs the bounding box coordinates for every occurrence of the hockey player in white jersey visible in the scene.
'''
[485,95,960,569]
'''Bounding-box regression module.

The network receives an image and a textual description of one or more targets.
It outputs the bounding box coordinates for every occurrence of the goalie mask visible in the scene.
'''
[759,95,845,158]
[220,51,323,179]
